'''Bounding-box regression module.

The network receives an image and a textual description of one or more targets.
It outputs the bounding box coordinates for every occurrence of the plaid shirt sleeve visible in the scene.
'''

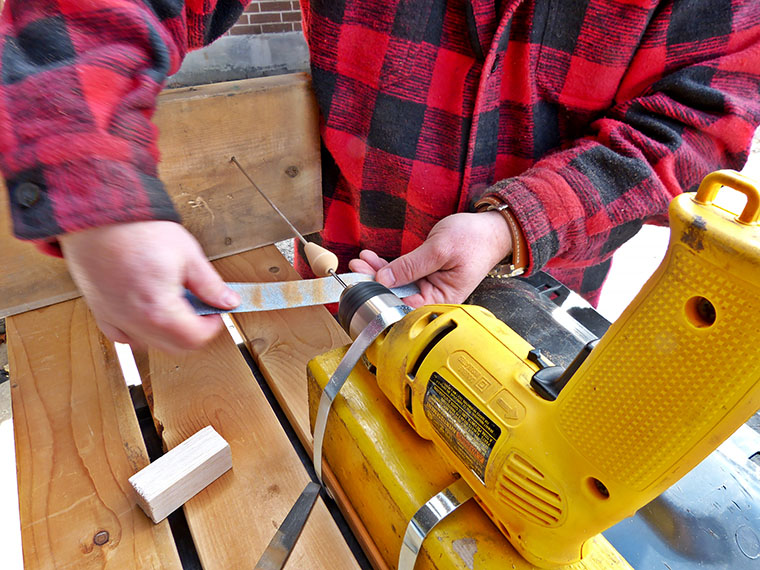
[483,1,760,300]
[0,0,246,251]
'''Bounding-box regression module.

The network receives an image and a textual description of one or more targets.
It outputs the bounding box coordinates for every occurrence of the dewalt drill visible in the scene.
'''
[311,169,760,568]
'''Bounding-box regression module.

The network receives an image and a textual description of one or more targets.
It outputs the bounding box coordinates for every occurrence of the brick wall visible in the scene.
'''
[229,1,303,36]
[0,1,300,36]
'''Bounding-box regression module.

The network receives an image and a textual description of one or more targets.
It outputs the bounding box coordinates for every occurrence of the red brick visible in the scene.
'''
[250,12,281,23]
[291,1,300,9]
[230,24,263,35]
[293,21,302,31]
[245,3,260,12]
[261,22,293,33]
[234,13,249,25]
[281,11,302,22]
[260,1,292,12]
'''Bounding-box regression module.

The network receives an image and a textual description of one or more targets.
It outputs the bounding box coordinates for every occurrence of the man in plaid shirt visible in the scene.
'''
[2,1,759,352]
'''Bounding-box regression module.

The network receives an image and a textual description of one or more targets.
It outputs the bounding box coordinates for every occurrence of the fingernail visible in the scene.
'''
[377,267,395,287]
[223,290,240,308]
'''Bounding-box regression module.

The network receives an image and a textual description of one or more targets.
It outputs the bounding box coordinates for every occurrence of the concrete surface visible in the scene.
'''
[167,32,309,88]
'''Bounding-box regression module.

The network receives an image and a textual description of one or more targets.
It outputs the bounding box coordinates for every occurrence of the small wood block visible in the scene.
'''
[129,426,232,523]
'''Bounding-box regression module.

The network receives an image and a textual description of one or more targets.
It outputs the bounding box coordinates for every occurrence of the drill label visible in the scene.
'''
[424,372,501,483]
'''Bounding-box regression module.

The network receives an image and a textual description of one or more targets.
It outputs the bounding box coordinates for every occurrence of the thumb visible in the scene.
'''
[185,255,240,310]
[376,242,442,288]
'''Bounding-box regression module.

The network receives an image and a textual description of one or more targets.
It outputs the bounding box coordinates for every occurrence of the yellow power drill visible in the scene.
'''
[321,170,760,567]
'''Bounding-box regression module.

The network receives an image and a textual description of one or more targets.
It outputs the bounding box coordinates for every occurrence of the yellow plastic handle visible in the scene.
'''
[693,169,760,224]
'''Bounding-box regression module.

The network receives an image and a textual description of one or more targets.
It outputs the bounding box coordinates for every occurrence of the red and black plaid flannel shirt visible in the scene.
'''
[2,1,760,304]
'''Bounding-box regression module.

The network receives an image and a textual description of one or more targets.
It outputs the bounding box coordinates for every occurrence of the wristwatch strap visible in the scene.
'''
[475,195,528,278]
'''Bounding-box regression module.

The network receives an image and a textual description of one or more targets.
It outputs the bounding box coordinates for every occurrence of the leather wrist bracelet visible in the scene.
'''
[474,195,528,278]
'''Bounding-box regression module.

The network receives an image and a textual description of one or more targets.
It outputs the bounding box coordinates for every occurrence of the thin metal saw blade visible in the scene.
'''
[186,273,420,315]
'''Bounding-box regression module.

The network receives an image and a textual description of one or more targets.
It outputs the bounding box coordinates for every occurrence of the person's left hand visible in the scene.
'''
[348,211,513,307]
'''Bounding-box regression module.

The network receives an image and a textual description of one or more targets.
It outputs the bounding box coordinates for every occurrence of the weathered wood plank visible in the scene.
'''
[154,73,322,260]
[7,299,181,569]
[146,308,358,569]
[0,73,321,318]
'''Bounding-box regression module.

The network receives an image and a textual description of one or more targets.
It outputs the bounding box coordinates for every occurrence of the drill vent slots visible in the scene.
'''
[496,453,563,527]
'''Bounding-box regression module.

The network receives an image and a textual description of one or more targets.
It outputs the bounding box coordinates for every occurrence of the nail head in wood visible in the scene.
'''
[93,531,110,546]
[129,426,232,523]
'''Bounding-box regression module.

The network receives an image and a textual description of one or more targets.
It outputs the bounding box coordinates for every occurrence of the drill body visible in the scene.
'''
[345,171,760,567]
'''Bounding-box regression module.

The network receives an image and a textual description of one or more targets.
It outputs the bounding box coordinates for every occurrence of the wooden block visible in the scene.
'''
[0,73,321,318]
[7,299,182,569]
[129,426,232,524]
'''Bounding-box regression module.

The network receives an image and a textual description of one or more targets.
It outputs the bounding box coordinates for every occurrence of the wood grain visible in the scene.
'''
[146,311,358,569]
[154,73,322,261]
[7,299,181,569]
[0,73,321,319]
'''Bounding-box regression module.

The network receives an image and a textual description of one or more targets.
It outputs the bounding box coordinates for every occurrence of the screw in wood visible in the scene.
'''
[93,531,110,546]
[285,165,300,178]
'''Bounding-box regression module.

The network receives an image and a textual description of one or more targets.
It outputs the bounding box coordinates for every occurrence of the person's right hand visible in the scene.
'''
[59,220,240,353]
[348,211,512,307]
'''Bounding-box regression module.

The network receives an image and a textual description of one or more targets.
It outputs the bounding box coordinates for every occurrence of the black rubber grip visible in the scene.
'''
[338,281,394,333]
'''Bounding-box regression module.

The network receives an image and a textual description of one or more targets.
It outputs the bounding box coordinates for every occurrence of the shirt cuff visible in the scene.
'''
[473,177,560,276]
[7,157,181,246]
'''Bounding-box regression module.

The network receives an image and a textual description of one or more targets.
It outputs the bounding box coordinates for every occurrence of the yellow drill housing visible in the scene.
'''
[313,170,760,567]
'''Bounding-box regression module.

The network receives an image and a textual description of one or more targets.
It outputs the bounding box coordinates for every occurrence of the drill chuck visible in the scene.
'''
[338,281,406,339]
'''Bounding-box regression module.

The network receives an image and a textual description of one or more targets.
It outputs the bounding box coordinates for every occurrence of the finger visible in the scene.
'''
[98,320,144,349]
[185,255,240,310]
[348,258,377,275]
[376,242,443,288]
[134,297,226,354]
[401,293,425,308]
[358,250,389,272]
[413,278,450,306]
